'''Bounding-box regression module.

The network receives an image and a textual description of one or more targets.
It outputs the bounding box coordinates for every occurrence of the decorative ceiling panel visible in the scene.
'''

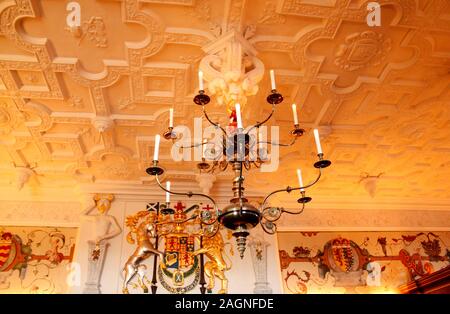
[0,0,449,208]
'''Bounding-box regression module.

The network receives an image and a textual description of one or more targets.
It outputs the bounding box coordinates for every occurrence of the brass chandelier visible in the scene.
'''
[146,70,331,258]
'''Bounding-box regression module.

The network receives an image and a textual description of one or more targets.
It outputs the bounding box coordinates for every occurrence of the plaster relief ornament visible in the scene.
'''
[359,172,383,198]
[81,194,122,294]
[91,116,113,133]
[79,17,108,47]
[69,96,84,109]
[199,30,264,112]
[0,102,21,136]
[334,31,392,71]
[118,98,136,111]
[0,107,10,129]
[257,1,286,25]
[195,173,216,194]
[13,165,36,191]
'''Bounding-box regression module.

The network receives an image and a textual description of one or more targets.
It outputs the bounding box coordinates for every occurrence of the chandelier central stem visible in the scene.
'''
[231,161,246,205]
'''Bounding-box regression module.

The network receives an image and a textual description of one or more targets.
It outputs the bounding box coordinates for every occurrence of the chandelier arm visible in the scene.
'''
[260,219,277,235]
[261,207,282,222]
[202,106,227,136]
[155,174,218,209]
[155,220,174,226]
[246,105,275,134]
[257,136,298,147]
[207,162,218,174]
[176,140,213,150]
[281,202,305,215]
[261,168,322,208]
[220,161,228,171]
[157,214,199,226]
[200,223,220,238]
[198,217,218,226]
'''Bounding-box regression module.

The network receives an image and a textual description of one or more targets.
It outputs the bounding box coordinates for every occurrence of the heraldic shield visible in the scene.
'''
[0,232,15,272]
[157,201,203,294]
[160,234,199,289]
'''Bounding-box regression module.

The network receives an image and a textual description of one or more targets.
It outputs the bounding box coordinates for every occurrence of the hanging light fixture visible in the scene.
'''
[146,68,331,259]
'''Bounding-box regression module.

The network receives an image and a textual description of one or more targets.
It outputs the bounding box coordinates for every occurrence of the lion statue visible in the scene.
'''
[192,231,232,294]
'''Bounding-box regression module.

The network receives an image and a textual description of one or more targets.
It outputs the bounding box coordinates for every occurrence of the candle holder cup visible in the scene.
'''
[314,153,331,169]
[161,202,175,215]
[197,158,210,171]
[297,190,312,203]
[194,90,210,106]
[291,124,305,137]
[146,160,165,176]
[163,127,178,140]
[266,90,283,105]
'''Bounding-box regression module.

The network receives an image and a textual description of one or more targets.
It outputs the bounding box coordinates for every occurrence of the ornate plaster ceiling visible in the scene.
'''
[0,0,449,209]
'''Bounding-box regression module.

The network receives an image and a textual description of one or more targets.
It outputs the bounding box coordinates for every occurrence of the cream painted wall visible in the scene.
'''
[1,185,449,294]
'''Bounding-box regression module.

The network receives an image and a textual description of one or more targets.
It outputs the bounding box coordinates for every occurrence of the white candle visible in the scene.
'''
[166,181,171,203]
[153,134,160,161]
[235,103,243,129]
[313,129,323,155]
[202,139,207,159]
[198,70,204,91]
[169,108,173,128]
[292,104,299,125]
[297,169,305,192]
[269,69,276,90]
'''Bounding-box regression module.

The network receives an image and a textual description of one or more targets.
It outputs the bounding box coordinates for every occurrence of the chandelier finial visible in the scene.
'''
[234,227,249,259]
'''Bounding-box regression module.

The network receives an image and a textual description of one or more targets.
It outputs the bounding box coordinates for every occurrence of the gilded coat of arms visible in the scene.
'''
[122,201,232,294]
